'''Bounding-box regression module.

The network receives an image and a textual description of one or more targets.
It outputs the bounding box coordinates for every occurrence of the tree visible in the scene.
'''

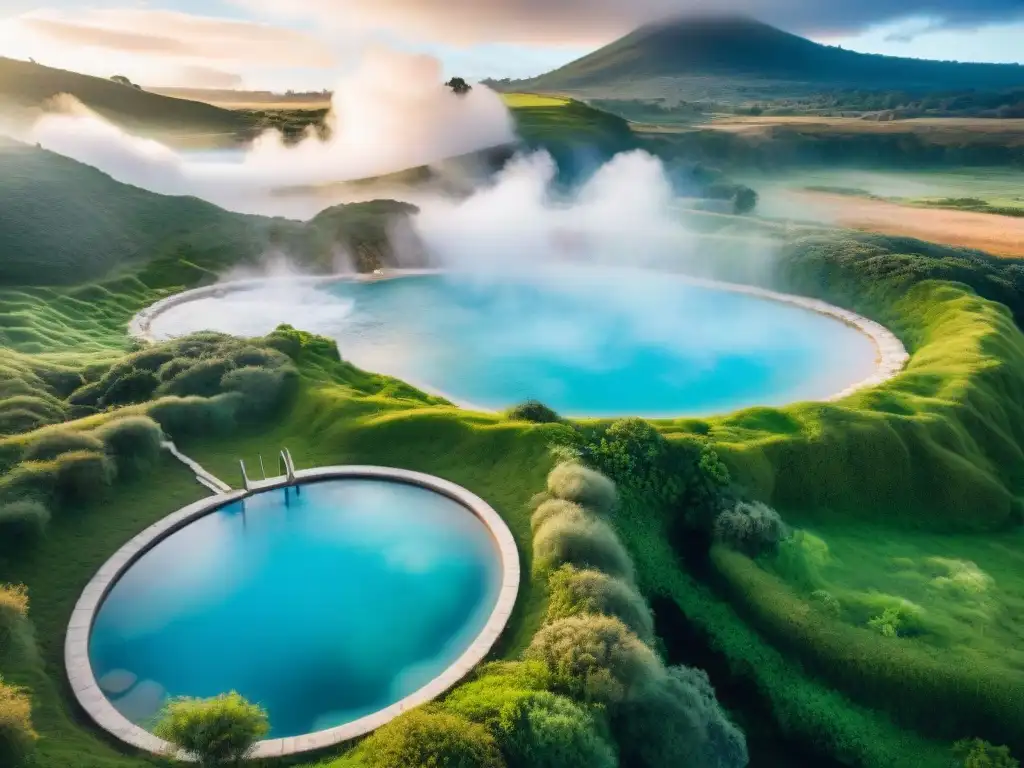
[154,692,268,766]
[732,186,758,215]
[110,75,141,90]
[953,739,1019,767]
[446,77,472,96]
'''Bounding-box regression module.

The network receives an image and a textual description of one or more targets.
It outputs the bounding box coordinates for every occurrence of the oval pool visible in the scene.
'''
[146,267,884,417]
[87,477,504,739]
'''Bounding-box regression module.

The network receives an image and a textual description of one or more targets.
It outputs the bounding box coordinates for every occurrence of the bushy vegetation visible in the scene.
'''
[546,566,654,643]
[0,679,36,767]
[22,429,103,462]
[545,463,617,516]
[953,739,1020,767]
[713,500,789,557]
[712,544,1024,755]
[0,501,50,554]
[613,665,748,768]
[93,416,164,477]
[554,417,731,530]
[505,400,560,424]
[354,708,505,768]
[153,693,268,766]
[0,584,36,766]
[530,499,585,533]
[533,511,634,581]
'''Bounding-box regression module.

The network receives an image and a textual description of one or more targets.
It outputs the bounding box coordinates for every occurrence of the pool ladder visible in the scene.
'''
[239,447,298,494]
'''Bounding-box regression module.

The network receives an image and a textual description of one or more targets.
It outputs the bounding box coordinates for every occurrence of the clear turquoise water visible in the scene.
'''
[325,269,878,416]
[149,267,879,417]
[88,479,502,738]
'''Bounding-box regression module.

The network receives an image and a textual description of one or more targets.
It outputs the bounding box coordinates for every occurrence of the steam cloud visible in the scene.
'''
[28,47,515,216]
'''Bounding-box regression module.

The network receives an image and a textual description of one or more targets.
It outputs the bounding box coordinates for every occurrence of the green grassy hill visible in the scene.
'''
[514,17,1024,96]
[0,56,251,137]
[0,140,418,287]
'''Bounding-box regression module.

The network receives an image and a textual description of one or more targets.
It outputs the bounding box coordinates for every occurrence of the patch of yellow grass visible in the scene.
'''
[501,93,571,108]
[0,583,28,618]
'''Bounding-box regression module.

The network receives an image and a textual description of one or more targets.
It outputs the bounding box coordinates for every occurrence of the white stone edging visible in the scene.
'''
[128,269,909,410]
[65,466,520,760]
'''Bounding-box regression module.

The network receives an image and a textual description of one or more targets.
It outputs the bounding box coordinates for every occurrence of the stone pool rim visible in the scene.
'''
[128,267,910,413]
[65,466,520,759]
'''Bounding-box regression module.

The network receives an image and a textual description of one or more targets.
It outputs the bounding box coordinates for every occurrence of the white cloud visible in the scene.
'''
[232,0,1024,45]
[0,8,336,87]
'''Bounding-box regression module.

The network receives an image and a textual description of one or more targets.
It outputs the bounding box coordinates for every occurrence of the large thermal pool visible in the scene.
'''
[88,478,502,738]
[147,268,881,417]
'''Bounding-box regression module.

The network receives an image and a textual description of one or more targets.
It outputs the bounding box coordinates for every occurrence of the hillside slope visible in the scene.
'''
[0,56,251,136]
[518,16,1024,95]
[0,140,417,287]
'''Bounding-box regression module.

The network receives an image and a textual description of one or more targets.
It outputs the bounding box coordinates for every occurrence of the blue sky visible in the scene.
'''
[0,1,1021,89]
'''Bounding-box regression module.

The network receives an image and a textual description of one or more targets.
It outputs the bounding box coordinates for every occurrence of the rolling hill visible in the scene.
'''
[0,138,417,287]
[0,56,253,138]
[512,16,1024,99]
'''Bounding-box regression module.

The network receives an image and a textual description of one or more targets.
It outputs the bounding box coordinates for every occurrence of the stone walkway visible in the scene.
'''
[160,441,232,494]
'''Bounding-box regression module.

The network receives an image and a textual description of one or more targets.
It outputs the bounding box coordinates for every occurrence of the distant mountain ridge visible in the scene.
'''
[0,56,252,137]
[514,16,1024,94]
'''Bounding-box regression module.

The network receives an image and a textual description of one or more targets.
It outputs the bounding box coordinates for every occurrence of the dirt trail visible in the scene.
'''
[787,191,1024,258]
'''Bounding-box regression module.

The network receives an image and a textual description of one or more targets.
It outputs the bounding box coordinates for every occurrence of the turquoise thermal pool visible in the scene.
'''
[87,478,502,738]
[146,268,882,417]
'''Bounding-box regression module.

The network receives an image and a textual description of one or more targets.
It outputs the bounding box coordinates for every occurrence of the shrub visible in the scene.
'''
[546,566,654,643]
[121,347,176,374]
[713,500,789,558]
[533,513,634,582]
[53,451,115,504]
[953,739,1019,767]
[526,615,659,705]
[98,368,159,407]
[530,499,585,534]
[771,530,832,592]
[506,401,560,424]
[546,463,617,516]
[560,420,731,526]
[220,365,297,418]
[157,357,235,399]
[810,590,841,617]
[444,662,551,730]
[153,692,269,766]
[0,501,50,553]
[863,599,927,639]
[157,357,193,383]
[571,418,682,506]
[229,346,283,369]
[0,461,58,504]
[499,692,616,768]
[148,395,238,439]
[358,708,505,768]
[0,679,36,767]
[613,665,748,768]
[22,429,104,462]
[67,380,104,408]
[0,584,28,651]
[94,416,163,477]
